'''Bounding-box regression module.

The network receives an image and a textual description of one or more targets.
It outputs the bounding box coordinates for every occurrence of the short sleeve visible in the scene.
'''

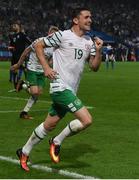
[43,30,63,47]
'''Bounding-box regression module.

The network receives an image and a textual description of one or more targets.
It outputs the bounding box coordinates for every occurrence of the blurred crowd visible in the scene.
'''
[0,0,139,60]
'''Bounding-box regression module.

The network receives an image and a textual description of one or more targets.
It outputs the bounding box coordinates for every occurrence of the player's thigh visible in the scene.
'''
[74,106,92,126]
[38,86,43,94]
[49,89,85,119]
[30,85,40,94]
[48,102,68,119]
[43,113,61,130]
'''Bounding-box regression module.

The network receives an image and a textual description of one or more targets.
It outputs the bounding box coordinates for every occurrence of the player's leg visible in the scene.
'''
[53,107,92,146]
[8,58,18,91]
[22,114,60,155]
[105,54,109,70]
[20,86,41,119]
[20,71,45,119]
[9,60,14,82]
[17,65,24,81]
[12,59,19,89]
[11,71,18,90]
[16,114,61,171]
[49,107,92,163]
[49,90,92,163]
[9,69,13,82]
[16,65,28,92]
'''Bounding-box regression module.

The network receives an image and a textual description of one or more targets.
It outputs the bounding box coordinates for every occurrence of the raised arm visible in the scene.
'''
[89,37,103,72]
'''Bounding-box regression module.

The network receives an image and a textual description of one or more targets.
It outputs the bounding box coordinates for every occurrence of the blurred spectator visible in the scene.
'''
[0,0,138,60]
[105,44,116,70]
[130,48,136,61]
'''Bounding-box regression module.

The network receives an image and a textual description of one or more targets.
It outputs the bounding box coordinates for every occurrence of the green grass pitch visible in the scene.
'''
[0,61,139,178]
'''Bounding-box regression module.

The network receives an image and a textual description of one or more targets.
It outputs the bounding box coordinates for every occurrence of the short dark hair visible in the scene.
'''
[49,26,59,32]
[71,7,91,20]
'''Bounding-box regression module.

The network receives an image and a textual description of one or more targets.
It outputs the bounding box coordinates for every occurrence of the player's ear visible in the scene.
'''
[73,17,79,25]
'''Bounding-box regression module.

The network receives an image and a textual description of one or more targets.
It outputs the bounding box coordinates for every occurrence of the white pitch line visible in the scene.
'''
[0,96,51,104]
[0,155,96,179]
[0,107,94,113]
[0,109,47,113]
[86,106,94,109]
[0,96,94,109]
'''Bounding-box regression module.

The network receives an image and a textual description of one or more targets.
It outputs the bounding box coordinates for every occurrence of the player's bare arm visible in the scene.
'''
[11,46,32,71]
[89,37,103,71]
[34,40,57,80]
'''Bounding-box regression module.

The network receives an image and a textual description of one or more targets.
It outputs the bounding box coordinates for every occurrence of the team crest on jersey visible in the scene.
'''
[74,99,81,106]
[85,44,91,51]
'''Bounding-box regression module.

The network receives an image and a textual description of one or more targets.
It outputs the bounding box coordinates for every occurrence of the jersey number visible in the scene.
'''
[74,49,83,60]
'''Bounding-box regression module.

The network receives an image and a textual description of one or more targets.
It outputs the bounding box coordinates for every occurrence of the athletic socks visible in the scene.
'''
[53,119,83,145]
[22,123,47,156]
[22,119,84,155]
[23,95,38,112]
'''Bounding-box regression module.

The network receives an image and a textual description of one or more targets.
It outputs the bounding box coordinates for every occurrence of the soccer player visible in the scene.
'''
[11,26,59,119]
[8,22,31,91]
[105,44,115,70]
[16,7,103,171]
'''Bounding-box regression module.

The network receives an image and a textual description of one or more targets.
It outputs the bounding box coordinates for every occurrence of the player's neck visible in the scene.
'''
[71,26,85,37]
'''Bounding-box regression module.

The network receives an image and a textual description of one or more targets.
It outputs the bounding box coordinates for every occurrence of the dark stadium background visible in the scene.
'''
[0,0,139,61]
[0,0,139,179]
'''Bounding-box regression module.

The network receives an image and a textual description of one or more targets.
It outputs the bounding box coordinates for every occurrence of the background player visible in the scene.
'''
[105,44,115,70]
[8,22,31,91]
[11,26,59,119]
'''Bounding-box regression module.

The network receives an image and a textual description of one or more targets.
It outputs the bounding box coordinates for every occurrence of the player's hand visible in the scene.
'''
[94,37,103,50]
[10,64,19,71]
[44,67,57,80]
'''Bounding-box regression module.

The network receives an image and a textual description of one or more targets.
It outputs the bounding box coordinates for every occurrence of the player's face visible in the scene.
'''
[77,10,92,31]
[12,24,20,32]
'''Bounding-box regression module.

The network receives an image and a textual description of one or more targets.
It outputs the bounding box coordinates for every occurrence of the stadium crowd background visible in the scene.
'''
[0,0,139,61]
